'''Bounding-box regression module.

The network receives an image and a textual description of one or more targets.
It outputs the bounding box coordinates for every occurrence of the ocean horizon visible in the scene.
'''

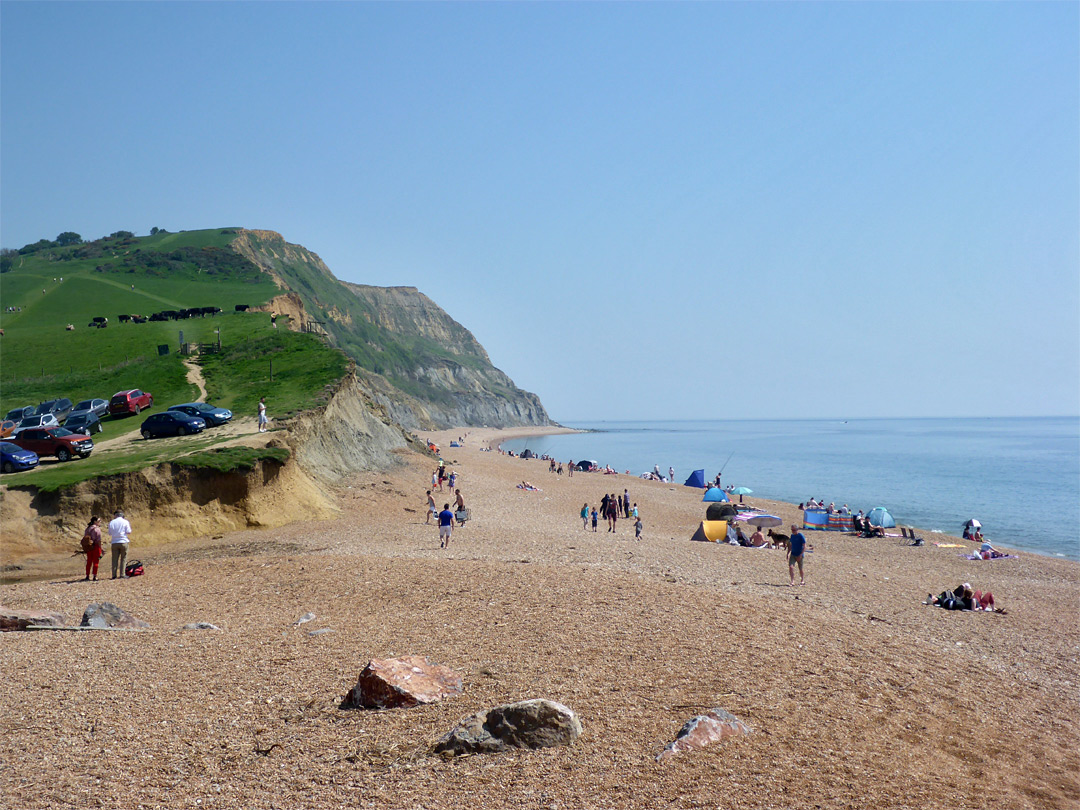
[499,416,1080,561]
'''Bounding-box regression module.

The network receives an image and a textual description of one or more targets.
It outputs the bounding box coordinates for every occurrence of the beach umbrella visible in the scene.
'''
[703,487,729,502]
[731,487,753,495]
[867,506,896,528]
[742,514,782,528]
[965,519,981,529]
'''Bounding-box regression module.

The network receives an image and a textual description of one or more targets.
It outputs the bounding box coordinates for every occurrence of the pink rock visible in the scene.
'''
[657,709,752,762]
[343,655,463,709]
[0,606,67,632]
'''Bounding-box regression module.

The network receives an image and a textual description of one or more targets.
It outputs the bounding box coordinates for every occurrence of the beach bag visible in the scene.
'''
[125,560,144,577]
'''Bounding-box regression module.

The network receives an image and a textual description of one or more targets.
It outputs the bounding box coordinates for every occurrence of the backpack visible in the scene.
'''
[125,560,144,577]
[80,532,94,553]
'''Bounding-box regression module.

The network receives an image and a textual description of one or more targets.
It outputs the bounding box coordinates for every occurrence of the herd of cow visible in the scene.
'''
[83,306,231,329]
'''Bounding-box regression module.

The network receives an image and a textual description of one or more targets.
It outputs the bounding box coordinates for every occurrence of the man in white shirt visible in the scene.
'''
[108,509,133,579]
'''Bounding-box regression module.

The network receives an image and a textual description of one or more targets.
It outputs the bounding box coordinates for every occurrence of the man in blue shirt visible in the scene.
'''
[788,523,807,586]
[438,503,455,548]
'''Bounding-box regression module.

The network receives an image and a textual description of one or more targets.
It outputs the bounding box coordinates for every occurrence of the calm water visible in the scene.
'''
[501,417,1080,561]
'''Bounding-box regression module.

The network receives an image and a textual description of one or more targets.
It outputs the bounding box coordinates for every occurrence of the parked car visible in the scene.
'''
[63,411,104,435]
[35,398,74,423]
[168,402,233,427]
[0,419,18,438]
[5,405,35,422]
[140,411,206,439]
[109,389,154,416]
[71,398,109,418]
[0,441,39,473]
[9,426,93,461]
[13,413,60,435]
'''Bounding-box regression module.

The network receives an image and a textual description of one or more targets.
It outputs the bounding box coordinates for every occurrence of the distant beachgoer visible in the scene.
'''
[448,470,457,490]
[580,503,589,530]
[108,509,132,579]
[431,470,439,491]
[622,489,630,518]
[82,516,104,581]
[454,489,466,526]
[632,503,638,519]
[840,504,850,515]
[749,527,766,547]
[425,490,436,524]
[567,460,573,478]
[788,524,806,586]
[438,504,454,548]
[634,517,643,541]
[668,466,674,484]
[736,526,751,547]
[557,464,563,476]
[258,397,268,432]
[591,507,598,532]
[606,496,619,532]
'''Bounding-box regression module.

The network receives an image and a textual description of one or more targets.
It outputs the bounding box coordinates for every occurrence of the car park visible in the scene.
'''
[35,398,74,423]
[168,402,233,427]
[13,413,60,435]
[0,419,18,438]
[5,406,35,422]
[9,426,93,461]
[71,398,109,418]
[0,442,39,473]
[63,411,104,435]
[140,411,206,439]
[110,389,154,416]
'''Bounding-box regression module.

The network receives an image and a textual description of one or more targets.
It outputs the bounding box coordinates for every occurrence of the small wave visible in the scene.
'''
[930,529,944,534]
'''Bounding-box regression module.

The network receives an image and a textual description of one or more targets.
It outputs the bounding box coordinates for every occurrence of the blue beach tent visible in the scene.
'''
[867,506,896,528]
[684,469,706,488]
[703,487,729,502]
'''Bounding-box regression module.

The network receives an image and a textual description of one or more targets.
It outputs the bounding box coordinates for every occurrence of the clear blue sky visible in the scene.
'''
[2,2,1077,421]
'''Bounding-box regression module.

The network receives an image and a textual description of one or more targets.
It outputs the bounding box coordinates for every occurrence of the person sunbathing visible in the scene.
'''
[926,583,975,610]
[978,541,1009,559]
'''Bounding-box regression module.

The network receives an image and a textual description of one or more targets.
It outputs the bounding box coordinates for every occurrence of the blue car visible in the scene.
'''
[168,402,233,427]
[1,441,40,473]
[140,411,206,439]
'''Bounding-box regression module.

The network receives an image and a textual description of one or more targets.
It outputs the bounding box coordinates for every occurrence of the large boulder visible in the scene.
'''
[657,708,752,762]
[80,602,151,630]
[343,655,463,709]
[0,606,67,631]
[433,699,582,756]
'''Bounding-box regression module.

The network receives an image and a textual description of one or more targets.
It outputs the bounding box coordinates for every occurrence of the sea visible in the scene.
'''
[499,417,1080,561]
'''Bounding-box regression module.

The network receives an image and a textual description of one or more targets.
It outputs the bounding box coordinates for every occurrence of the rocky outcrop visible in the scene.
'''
[0,606,66,631]
[657,709,752,762]
[81,602,151,630]
[343,656,463,710]
[433,699,583,756]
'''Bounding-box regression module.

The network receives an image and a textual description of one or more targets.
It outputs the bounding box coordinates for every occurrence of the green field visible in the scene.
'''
[1,229,350,490]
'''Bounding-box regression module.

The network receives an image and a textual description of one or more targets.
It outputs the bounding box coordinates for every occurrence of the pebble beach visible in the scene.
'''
[2,425,1077,809]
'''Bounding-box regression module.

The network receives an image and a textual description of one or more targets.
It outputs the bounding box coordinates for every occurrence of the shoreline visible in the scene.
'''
[482,423,1077,563]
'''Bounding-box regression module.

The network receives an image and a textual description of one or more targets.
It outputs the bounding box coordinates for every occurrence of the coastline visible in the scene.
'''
[1,425,1076,809]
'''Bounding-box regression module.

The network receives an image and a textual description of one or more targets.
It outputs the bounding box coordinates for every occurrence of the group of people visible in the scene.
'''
[926,582,1000,612]
[430,462,456,492]
[80,509,132,580]
[580,499,643,540]
[426,487,467,529]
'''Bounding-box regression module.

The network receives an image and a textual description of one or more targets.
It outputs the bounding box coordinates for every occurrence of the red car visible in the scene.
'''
[9,426,94,461]
[109,389,154,416]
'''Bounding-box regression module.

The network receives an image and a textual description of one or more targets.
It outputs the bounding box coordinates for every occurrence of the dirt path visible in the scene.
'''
[182,357,208,401]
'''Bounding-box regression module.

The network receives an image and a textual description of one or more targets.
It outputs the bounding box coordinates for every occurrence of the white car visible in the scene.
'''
[12,413,60,436]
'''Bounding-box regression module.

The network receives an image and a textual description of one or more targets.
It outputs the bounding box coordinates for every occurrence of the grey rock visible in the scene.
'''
[182,622,220,631]
[80,602,151,630]
[293,612,316,626]
[433,699,582,756]
[308,628,334,636]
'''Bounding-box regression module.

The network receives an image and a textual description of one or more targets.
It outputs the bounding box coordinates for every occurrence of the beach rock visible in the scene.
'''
[293,612,316,627]
[308,628,334,636]
[343,655,463,709]
[657,709,752,762]
[182,622,220,631]
[0,606,67,632]
[80,602,151,630]
[433,699,582,757]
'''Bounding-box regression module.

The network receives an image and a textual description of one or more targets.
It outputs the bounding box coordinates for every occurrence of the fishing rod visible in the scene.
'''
[718,450,735,476]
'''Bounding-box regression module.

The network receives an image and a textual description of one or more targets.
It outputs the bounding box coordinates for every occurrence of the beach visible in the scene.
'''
[2,426,1077,809]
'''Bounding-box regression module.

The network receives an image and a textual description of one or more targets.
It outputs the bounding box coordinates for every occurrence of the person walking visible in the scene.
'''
[634,516,643,541]
[669,466,675,484]
[591,506,599,532]
[788,523,807,586]
[108,509,132,579]
[438,503,455,548]
[622,489,630,519]
[454,489,466,526]
[81,515,104,581]
[606,496,618,533]
[258,397,269,432]
[425,490,436,524]
[567,460,573,479]
[580,503,589,530]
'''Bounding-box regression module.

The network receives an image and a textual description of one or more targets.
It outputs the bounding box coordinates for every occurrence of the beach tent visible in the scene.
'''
[867,506,896,528]
[703,487,729,502]
[689,520,728,543]
[706,502,738,521]
[520,449,537,459]
[576,460,599,472]
[684,469,706,488]
[449,441,461,447]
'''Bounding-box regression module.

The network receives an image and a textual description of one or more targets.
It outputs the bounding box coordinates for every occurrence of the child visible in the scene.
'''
[634,516,643,541]
[580,503,589,530]
[591,507,598,532]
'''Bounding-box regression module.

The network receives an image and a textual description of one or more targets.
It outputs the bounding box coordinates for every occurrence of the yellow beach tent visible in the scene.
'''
[689,520,729,543]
